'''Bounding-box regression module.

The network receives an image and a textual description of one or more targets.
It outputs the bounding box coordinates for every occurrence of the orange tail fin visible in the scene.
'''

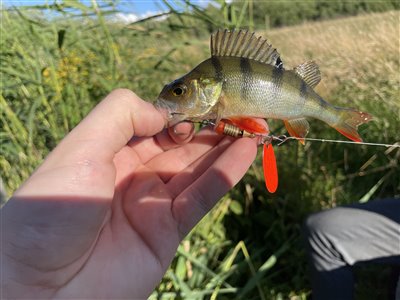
[332,109,373,142]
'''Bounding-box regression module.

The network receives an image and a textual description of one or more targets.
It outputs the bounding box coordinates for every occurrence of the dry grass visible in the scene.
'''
[266,11,399,104]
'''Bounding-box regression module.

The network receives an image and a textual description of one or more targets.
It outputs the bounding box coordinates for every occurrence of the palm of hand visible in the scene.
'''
[55,129,235,298]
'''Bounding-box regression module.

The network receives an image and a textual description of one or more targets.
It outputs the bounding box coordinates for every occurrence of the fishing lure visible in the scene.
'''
[211,118,278,193]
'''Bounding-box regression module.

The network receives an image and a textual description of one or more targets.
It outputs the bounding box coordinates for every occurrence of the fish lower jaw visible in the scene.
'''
[154,99,182,126]
[165,111,214,127]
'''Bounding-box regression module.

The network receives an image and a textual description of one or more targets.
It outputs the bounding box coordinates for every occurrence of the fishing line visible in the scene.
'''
[271,136,400,148]
[195,120,400,148]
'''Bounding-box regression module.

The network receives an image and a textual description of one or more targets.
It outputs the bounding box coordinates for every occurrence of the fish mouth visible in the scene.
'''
[154,98,188,127]
[168,113,189,127]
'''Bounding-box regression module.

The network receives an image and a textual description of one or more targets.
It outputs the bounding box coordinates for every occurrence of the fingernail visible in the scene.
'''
[173,122,194,136]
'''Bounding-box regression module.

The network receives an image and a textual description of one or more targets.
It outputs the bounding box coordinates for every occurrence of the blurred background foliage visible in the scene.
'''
[1,0,399,299]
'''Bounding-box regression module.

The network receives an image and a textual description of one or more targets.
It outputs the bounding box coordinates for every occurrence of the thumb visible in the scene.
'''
[15,89,165,198]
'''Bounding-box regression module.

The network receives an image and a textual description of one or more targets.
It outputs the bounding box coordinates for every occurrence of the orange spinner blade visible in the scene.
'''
[263,143,278,193]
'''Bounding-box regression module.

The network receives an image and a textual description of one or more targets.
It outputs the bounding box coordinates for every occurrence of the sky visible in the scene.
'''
[1,0,210,22]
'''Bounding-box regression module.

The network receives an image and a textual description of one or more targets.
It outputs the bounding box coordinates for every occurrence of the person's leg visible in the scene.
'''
[303,198,400,300]
[396,276,400,300]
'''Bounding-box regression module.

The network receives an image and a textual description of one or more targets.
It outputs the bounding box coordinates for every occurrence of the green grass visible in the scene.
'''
[1,1,399,299]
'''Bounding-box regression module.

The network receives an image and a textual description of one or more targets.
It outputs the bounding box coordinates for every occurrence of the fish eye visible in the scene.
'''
[172,85,186,96]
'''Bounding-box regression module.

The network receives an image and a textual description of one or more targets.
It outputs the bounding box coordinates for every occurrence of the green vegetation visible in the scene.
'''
[1,1,399,298]
[201,0,399,30]
[242,0,399,28]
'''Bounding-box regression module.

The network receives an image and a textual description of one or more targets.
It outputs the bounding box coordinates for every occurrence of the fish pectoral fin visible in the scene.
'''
[293,61,321,88]
[227,116,269,134]
[214,93,228,126]
[284,118,310,145]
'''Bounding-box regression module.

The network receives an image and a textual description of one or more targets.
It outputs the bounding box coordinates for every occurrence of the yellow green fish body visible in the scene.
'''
[156,29,372,142]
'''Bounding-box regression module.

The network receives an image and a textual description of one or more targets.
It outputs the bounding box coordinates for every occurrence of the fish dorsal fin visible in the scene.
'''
[211,29,284,69]
[293,61,321,88]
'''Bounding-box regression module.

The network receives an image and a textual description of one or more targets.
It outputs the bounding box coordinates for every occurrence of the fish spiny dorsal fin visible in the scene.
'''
[211,29,284,69]
[293,61,321,88]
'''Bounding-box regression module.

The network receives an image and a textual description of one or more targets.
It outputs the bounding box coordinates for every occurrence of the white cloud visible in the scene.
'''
[113,11,167,24]
[114,12,139,24]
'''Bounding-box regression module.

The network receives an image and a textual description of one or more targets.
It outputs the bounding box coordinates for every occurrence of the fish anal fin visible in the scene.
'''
[333,110,373,142]
[335,128,362,143]
[211,29,284,69]
[284,118,310,145]
[263,143,278,193]
[227,116,269,134]
[294,61,321,88]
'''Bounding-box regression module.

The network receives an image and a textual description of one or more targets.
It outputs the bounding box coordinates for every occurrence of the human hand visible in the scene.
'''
[1,89,258,298]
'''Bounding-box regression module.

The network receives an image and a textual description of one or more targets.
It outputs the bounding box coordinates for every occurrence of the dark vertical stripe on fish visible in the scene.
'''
[211,56,223,81]
[271,66,283,101]
[298,80,308,116]
[240,57,252,101]
[300,81,307,103]
[318,95,330,115]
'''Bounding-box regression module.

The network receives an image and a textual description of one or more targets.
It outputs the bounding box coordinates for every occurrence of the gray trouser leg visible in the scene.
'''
[303,198,400,300]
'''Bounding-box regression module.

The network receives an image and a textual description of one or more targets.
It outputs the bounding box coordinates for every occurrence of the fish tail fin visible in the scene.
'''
[332,108,373,142]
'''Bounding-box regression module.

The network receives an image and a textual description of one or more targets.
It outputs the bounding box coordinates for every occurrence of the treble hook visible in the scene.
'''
[259,135,289,146]
[273,135,290,146]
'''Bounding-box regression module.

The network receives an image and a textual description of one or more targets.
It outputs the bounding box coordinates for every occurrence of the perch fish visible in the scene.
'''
[155,29,373,192]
